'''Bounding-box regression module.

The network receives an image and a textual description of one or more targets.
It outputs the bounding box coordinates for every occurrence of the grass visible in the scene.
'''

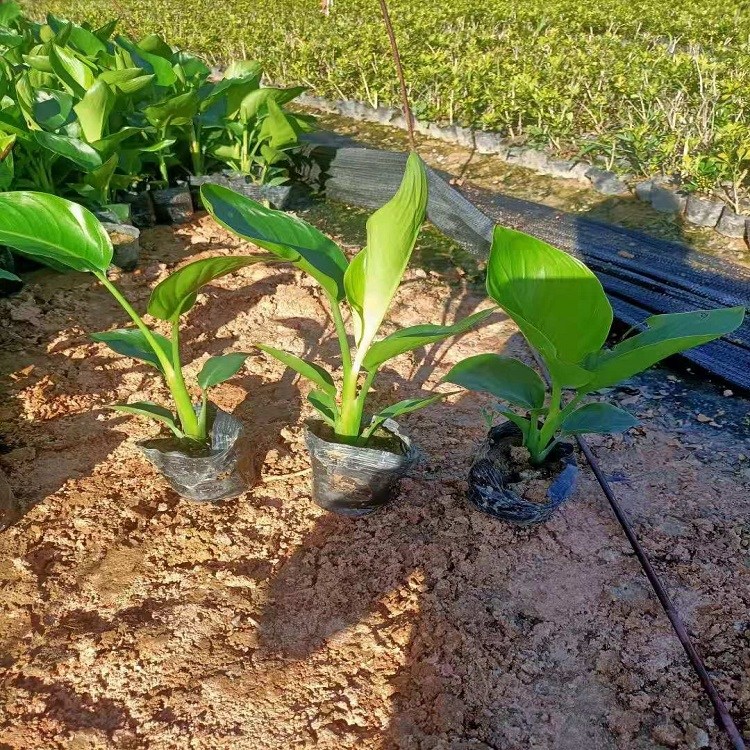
[24,0,750,195]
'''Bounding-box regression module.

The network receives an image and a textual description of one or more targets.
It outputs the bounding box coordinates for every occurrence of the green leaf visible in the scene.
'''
[0,268,20,283]
[256,344,336,397]
[110,401,183,438]
[84,153,118,195]
[73,80,115,143]
[344,152,427,350]
[147,255,274,320]
[137,33,173,59]
[33,131,102,170]
[560,402,638,436]
[362,308,495,371]
[94,19,118,42]
[308,389,337,427]
[240,85,305,122]
[143,91,199,128]
[498,410,532,442]
[196,353,250,390]
[46,13,107,57]
[200,183,349,301]
[0,192,112,273]
[224,60,263,79]
[49,44,95,97]
[116,35,177,87]
[0,29,23,48]
[90,127,141,159]
[258,97,297,149]
[443,354,546,410]
[363,392,451,439]
[584,307,746,389]
[91,328,172,373]
[32,89,73,130]
[0,2,21,25]
[486,226,612,385]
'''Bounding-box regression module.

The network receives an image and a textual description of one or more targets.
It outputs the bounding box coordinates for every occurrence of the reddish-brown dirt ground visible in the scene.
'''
[0,212,748,749]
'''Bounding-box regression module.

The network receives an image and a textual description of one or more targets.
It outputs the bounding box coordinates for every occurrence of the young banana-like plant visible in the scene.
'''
[444,226,746,463]
[0,191,272,444]
[202,152,493,445]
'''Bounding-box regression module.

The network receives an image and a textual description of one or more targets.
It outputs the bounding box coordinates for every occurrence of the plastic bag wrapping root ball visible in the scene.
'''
[137,407,255,502]
[304,418,418,516]
[467,421,579,525]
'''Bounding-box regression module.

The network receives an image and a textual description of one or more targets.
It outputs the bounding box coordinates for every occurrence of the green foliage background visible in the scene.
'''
[23,0,750,190]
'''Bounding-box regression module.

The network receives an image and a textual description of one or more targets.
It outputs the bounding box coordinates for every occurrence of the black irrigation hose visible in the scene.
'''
[529,351,747,748]
[577,436,747,750]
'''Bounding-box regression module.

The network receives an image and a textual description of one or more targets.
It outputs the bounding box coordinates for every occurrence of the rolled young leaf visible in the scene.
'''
[560,402,638,436]
[256,344,336,397]
[344,152,428,350]
[197,353,251,390]
[584,306,746,390]
[0,192,112,273]
[443,354,546,410]
[147,255,275,320]
[486,226,611,385]
[200,183,348,301]
[362,308,496,372]
[91,329,172,373]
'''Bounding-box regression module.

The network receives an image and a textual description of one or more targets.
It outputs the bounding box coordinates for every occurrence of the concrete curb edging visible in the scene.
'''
[298,94,749,243]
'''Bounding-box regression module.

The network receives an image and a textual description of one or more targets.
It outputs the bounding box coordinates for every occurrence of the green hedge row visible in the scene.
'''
[23,0,750,194]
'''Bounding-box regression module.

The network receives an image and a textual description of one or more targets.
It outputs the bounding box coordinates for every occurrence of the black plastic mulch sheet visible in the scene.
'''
[312,141,750,391]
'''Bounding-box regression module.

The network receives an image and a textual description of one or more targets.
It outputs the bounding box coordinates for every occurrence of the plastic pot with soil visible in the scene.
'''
[152,185,195,225]
[467,421,578,525]
[139,405,256,502]
[305,418,418,516]
[189,172,306,211]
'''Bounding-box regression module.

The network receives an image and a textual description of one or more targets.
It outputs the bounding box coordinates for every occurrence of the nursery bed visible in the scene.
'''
[0,213,748,749]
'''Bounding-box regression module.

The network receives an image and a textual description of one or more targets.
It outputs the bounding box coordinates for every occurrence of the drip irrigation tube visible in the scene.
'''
[577,435,747,750]
[527,349,747,749]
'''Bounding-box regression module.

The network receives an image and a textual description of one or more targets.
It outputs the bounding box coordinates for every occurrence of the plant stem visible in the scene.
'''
[198,391,208,438]
[241,127,249,174]
[169,318,204,440]
[96,272,202,440]
[336,361,363,441]
[189,120,203,176]
[378,0,416,151]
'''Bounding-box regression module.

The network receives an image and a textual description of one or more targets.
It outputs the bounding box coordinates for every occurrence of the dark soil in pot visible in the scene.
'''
[467,421,579,525]
[304,418,418,517]
[151,186,194,225]
[137,406,257,502]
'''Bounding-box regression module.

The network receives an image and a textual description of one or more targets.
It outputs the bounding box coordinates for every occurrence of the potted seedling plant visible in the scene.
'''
[0,191,272,501]
[445,227,745,525]
[201,153,492,516]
